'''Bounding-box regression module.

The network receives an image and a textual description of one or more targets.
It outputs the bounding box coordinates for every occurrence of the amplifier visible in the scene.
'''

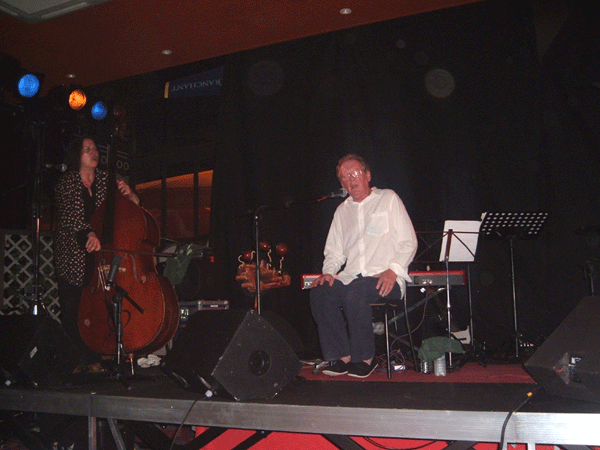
[180,300,229,325]
[198,300,229,310]
[171,300,230,345]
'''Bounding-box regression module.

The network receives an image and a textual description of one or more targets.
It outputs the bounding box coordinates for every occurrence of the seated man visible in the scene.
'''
[310,153,417,378]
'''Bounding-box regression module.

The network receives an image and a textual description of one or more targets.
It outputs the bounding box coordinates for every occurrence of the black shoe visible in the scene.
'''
[348,358,378,378]
[322,359,350,376]
[72,362,106,374]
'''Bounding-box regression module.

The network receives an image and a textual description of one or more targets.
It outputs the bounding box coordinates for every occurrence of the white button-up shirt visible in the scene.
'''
[322,187,417,294]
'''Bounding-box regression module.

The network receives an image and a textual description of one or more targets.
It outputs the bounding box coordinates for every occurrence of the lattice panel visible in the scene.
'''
[2,229,59,320]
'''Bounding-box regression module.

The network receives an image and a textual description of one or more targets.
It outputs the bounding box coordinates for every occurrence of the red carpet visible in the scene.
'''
[189,362,537,449]
[301,361,536,383]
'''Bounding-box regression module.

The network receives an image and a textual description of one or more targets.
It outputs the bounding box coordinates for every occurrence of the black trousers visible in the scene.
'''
[310,276,401,362]
[57,277,99,364]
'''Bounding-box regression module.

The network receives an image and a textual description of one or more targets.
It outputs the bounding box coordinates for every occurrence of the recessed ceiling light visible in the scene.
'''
[340,8,352,15]
[161,49,173,55]
[66,73,76,79]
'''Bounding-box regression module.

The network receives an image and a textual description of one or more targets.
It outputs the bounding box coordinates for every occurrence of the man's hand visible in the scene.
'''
[310,274,335,288]
[373,269,397,297]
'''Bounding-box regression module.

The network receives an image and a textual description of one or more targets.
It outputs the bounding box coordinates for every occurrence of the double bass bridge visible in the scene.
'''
[97,263,127,290]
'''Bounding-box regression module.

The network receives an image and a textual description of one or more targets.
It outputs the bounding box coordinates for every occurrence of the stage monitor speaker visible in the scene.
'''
[524,296,600,402]
[0,314,79,387]
[162,309,302,401]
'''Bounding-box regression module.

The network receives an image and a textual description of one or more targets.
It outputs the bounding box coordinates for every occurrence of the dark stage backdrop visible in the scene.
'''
[2,1,598,360]
[208,0,600,358]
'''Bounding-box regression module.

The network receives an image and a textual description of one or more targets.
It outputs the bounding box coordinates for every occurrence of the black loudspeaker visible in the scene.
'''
[0,315,79,387]
[524,296,600,402]
[162,309,302,401]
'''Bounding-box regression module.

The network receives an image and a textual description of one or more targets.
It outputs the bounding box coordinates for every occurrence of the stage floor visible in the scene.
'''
[2,362,600,448]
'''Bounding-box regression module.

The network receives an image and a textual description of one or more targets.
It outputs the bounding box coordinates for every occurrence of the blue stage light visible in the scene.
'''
[17,74,40,98]
[91,101,108,120]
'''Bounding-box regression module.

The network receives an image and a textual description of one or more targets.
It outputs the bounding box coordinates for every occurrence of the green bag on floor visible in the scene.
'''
[418,336,464,362]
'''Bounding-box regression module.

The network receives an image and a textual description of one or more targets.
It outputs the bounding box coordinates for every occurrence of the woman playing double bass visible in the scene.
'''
[54,135,139,367]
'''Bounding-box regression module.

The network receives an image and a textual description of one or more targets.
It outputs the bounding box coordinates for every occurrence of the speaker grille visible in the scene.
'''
[0,315,79,387]
[163,309,302,400]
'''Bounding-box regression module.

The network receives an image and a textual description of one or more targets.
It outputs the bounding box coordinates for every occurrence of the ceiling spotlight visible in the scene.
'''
[340,8,352,15]
[161,49,173,55]
[66,73,76,79]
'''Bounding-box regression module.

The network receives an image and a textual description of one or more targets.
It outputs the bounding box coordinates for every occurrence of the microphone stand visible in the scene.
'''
[251,190,346,315]
[29,120,49,316]
[253,205,269,315]
[108,283,145,387]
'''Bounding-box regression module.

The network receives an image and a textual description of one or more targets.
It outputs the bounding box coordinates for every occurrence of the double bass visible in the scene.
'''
[78,130,179,357]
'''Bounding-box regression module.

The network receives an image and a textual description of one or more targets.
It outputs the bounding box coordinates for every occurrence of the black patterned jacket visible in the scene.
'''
[54,169,108,286]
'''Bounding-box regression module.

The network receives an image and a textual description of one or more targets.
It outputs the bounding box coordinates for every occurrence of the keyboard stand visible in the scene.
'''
[387,287,446,369]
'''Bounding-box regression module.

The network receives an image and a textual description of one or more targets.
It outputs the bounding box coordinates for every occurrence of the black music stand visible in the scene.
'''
[439,221,481,368]
[480,212,549,359]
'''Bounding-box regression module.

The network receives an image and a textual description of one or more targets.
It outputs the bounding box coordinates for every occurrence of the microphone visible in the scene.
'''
[325,188,348,198]
[106,255,122,287]
[44,163,67,172]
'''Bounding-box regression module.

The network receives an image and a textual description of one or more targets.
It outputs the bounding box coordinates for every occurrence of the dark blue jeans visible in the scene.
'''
[310,276,401,362]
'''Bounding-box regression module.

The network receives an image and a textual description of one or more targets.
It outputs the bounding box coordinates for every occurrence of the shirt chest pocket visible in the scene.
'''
[366,212,389,236]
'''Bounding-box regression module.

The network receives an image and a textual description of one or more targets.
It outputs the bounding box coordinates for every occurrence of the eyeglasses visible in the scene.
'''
[338,169,364,181]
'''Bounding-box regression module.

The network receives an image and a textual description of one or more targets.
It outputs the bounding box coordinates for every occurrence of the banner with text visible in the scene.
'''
[164,66,224,98]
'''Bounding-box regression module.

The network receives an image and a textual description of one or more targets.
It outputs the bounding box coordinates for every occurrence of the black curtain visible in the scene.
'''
[208,0,599,358]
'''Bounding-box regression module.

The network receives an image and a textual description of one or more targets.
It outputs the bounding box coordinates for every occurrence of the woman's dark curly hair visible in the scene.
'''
[64,135,96,171]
